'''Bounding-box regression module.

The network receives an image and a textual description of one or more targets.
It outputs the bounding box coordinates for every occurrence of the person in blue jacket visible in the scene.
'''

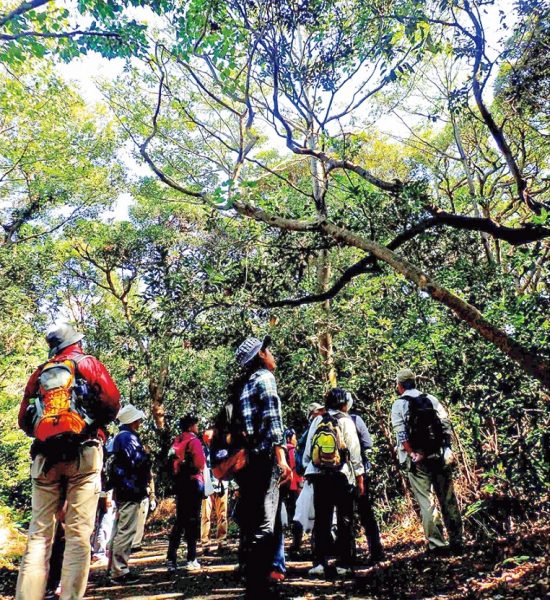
[108,404,151,585]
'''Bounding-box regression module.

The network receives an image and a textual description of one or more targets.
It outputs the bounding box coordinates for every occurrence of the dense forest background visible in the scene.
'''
[0,0,548,566]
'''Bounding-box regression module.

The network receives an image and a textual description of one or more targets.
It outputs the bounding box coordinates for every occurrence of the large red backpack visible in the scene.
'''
[33,355,89,442]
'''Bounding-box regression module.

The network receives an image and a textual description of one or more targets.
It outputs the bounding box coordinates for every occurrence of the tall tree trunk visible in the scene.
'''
[309,132,337,387]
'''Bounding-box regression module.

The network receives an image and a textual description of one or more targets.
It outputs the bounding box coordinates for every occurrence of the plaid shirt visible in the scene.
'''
[239,368,285,454]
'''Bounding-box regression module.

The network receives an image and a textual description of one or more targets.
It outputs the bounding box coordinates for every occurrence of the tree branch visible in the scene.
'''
[0,0,48,28]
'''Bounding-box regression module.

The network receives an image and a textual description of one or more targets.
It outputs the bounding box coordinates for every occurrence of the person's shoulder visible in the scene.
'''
[391,396,404,409]
[351,413,366,426]
[255,368,276,385]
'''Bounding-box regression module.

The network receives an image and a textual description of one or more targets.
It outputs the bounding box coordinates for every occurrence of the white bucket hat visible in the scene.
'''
[117,404,146,425]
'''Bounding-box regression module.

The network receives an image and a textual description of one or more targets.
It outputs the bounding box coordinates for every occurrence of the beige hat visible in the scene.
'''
[307,402,323,416]
[117,404,146,425]
[46,323,84,358]
[396,368,416,384]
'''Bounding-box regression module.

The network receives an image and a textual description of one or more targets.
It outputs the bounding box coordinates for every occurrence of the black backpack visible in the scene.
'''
[403,394,445,456]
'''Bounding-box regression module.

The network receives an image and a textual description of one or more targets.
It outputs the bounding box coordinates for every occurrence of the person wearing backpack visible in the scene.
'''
[303,387,365,578]
[16,324,120,600]
[342,395,385,564]
[232,335,291,598]
[166,414,206,573]
[391,368,464,555]
[107,404,151,585]
[290,402,324,557]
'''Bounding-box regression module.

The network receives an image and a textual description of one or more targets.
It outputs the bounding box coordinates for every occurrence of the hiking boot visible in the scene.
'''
[308,564,326,577]
[427,545,451,557]
[110,572,140,585]
[166,559,177,573]
[183,559,201,571]
[368,550,386,565]
[335,565,353,577]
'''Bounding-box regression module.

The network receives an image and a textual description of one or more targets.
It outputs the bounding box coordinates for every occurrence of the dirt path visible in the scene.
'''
[2,524,548,599]
[82,525,549,600]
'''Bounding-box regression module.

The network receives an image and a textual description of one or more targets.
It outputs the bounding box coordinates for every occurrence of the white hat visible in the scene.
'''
[117,404,146,425]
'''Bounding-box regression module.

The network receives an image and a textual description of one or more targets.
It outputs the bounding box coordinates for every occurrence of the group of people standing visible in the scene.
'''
[14,325,464,600]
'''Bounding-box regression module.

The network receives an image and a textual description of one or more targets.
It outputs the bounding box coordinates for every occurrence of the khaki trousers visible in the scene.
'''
[132,497,149,548]
[407,459,463,549]
[201,491,228,543]
[108,500,140,578]
[16,443,102,600]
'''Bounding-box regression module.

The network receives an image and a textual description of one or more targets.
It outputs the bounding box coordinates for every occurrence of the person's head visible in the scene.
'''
[45,323,84,358]
[179,414,199,434]
[325,387,350,411]
[307,402,324,421]
[284,428,297,446]
[202,427,214,445]
[396,368,417,395]
[235,335,276,372]
[117,404,146,432]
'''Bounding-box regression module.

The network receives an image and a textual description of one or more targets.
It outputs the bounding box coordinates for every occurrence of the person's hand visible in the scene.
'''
[356,474,366,496]
[410,452,424,464]
[443,447,455,466]
[149,497,157,512]
[278,462,292,487]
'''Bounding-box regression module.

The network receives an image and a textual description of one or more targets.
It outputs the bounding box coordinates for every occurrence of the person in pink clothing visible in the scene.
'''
[166,414,206,572]
[284,428,303,525]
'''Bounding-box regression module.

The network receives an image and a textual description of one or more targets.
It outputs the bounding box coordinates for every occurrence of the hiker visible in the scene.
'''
[291,402,324,556]
[342,393,385,563]
[132,469,156,551]
[166,414,206,573]
[283,428,303,526]
[16,323,120,600]
[91,490,115,565]
[233,335,292,598]
[201,428,228,552]
[391,368,464,554]
[303,387,364,577]
[107,404,151,585]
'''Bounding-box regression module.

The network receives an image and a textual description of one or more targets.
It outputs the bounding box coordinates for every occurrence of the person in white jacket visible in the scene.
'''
[303,388,364,577]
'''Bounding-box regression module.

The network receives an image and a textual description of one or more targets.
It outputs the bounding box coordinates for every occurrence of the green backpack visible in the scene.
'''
[311,413,347,470]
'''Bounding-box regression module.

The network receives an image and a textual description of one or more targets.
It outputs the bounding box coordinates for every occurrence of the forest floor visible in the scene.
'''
[1,518,548,600]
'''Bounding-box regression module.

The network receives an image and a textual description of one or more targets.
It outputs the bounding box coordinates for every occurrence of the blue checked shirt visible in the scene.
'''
[239,368,285,454]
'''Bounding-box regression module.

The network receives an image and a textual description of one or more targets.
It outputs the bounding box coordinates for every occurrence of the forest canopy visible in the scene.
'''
[0,0,548,547]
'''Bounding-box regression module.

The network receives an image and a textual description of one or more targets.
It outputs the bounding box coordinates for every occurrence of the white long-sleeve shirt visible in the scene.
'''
[302,409,364,486]
[391,388,452,464]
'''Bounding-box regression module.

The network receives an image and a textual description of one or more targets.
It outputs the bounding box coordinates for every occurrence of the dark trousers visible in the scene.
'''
[357,483,383,557]
[167,479,204,562]
[235,452,280,594]
[312,473,355,567]
[46,520,65,592]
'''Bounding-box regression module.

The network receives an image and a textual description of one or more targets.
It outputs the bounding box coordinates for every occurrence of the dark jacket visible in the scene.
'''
[112,425,151,502]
